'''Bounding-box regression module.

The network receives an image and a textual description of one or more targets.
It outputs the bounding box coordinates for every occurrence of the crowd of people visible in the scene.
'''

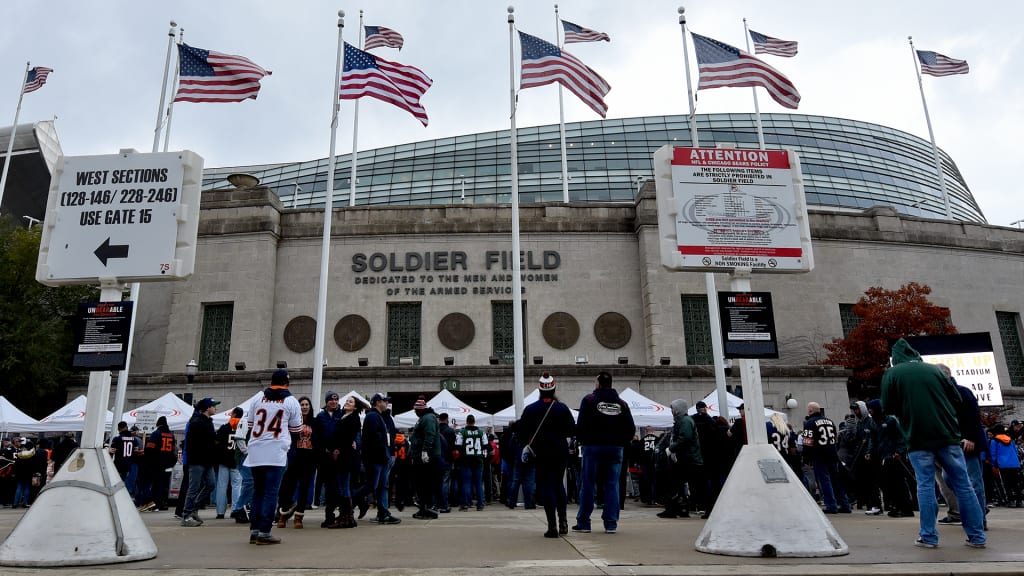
[4,347,1023,548]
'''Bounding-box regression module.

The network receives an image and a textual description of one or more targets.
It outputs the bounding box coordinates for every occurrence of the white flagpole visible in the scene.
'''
[908,36,953,219]
[0,62,31,212]
[312,10,346,406]
[679,7,729,418]
[508,7,525,417]
[554,4,570,203]
[163,27,184,152]
[111,20,179,430]
[349,10,363,207]
[742,18,766,150]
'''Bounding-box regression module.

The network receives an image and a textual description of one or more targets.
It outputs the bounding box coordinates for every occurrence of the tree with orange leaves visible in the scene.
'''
[824,282,957,397]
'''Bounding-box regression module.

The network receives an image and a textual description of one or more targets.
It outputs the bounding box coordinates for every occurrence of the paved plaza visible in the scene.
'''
[1,503,1023,575]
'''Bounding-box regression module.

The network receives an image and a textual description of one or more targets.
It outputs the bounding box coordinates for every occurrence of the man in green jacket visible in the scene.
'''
[880,338,985,549]
[410,397,441,519]
[659,399,706,519]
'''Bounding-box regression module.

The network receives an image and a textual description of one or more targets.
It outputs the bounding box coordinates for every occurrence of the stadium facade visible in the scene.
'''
[69,113,1022,418]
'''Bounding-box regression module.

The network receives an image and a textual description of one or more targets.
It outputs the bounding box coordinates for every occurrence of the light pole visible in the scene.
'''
[635,176,645,197]
[459,175,466,203]
[185,359,198,406]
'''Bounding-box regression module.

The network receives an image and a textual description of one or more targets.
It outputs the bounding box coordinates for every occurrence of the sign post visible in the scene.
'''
[0,150,202,567]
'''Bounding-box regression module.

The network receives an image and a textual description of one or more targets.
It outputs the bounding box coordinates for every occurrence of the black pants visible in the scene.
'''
[414,458,440,510]
[536,459,567,527]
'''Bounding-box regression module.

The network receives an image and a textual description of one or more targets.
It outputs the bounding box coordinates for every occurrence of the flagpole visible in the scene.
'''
[349,10,363,207]
[554,4,570,203]
[312,10,346,407]
[742,18,766,150]
[152,21,178,152]
[163,27,184,152]
[0,62,31,213]
[679,7,730,419]
[908,36,953,219]
[508,7,525,417]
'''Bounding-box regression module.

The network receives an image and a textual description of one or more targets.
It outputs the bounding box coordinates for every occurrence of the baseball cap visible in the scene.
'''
[196,397,221,411]
[271,369,290,385]
[371,393,392,404]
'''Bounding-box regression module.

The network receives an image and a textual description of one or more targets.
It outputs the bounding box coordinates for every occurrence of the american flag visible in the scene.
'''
[174,44,271,103]
[519,31,610,118]
[691,32,800,110]
[23,66,53,94]
[340,43,432,126]
[561,20,610,44]
[916,50,969,77]
[364,26,404,50]
[748,30,798,57]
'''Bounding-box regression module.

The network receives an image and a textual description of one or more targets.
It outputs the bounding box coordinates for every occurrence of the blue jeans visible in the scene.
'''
[508,460,536,507]
[183,464,216,517]
[908,445,985,546]
[461,464,484,508]
[354,457,395,518]
[439,462,452,510]
[576,445,623,531]
[964,452,986,515]
[215,465,241,516]
[13,480,31,507]
[811,456,849,512]
[232,464,253,512]
[249,465,286,535]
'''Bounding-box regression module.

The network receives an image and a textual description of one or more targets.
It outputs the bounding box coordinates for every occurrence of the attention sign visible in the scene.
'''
[654,145,813,273]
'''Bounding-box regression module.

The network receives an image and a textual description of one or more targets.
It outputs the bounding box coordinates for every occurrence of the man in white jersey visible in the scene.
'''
[244,369,302,545]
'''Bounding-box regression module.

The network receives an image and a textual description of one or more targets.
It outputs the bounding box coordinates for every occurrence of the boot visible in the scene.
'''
[340,498,357,528]
[558,511,568,535]
[544,507,558,538]
[293,512,304,529]
[276,511,286,528]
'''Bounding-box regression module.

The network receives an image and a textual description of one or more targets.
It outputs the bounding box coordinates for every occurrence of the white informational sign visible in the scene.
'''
[905,333,1003,407]
[36,150,204,286]
[133,410,159,436]
[655,145,813,273]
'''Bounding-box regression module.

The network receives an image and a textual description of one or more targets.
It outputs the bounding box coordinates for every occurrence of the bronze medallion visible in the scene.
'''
[438,312,475,351]
[334,314,371,352]
[283,316,317,353]
[594,311,632,350]
[542,312,580,350]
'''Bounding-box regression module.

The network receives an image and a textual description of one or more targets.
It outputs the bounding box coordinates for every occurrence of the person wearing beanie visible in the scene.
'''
[140,415,177,512]
[244,369,302,544]
[863,399,913,518]
[659,399,705,519]
[881,338,985,548]
[410,396,441,519]
[181,397,220,527]
[313,388,344,527]
[518,371,575,537]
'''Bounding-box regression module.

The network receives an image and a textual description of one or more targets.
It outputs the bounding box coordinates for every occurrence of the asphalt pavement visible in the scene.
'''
[1,502,1023,575]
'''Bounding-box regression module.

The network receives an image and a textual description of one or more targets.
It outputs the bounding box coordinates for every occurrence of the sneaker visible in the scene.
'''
[412,512,434,520]
[656,510,678,519]
[215,514,225,519]
[173,514,183,520]
[865,507,882,515]
[965,540,986,549]
[937,516,961,525]
[605,527,617,534]
[249,532,258,544]
[137,501,157,512]
[255,534,282,545]
[439,507,451,513]
[571,525,591,533]
[232,509,250,524]
[379,515,402,525]
[914,538,938,549]
[458,506,469,511]
[358,499,369,520]
[189,513,204,525]
[181,517,203,527]
[476,506,485,511]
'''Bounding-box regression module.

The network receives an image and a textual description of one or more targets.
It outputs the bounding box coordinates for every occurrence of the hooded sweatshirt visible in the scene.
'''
[668,399,702,465]
[989,434,1021,469]
[880,338,962,452]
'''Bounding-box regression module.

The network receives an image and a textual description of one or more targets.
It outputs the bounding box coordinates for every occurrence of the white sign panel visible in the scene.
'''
[922,352,1003,407]
[36,150,204,286]
[655,145,813,273]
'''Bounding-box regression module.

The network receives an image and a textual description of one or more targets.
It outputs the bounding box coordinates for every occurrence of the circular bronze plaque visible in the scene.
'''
[334,314,371,352]
[283,316,317,353]
[594,312,632,350]
[438,313,475,351]
[542,312,580,350]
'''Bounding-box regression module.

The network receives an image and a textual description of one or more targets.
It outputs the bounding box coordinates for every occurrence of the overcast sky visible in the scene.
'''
[4,1,1021,225]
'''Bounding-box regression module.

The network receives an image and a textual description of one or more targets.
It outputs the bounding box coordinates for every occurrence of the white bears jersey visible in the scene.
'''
[244,388,302,468]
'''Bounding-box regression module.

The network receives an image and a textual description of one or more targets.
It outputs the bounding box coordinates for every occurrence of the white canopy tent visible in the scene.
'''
[0,396,39,434]
[618,388,674,429]
[393,389,493,429]
[17,395,113,433]
[687,390,785,421]
[211,389,373,427]
[121,392,194,431]
[491,389,579,428]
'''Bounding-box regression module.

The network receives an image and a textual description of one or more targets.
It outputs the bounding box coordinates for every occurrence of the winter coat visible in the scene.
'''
[880,338,962,451]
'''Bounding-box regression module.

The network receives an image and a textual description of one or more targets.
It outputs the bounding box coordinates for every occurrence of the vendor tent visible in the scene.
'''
[211,390,264,427]
[687,390,784,421]
[122,392,194,431]
[394,389,492,429]
[17,395,113,433]
[618,388,674,428]
[491,390,579,428]
[0,396,38,434]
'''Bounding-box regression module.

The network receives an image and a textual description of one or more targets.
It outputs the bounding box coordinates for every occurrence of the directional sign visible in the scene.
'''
[36,150,204,286]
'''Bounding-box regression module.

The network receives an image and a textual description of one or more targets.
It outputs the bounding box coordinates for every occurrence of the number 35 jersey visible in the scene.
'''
[801,414,839,459]
[244,386,303,467]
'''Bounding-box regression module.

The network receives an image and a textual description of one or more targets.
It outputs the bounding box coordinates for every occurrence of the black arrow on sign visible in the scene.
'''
[94,238,129,266]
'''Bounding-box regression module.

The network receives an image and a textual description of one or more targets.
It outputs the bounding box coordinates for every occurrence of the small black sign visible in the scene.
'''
[718,291,779,359]
[72,301,134,371]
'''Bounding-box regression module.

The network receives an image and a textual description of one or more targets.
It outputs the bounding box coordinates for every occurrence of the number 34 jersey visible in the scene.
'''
[244,387,303,468]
